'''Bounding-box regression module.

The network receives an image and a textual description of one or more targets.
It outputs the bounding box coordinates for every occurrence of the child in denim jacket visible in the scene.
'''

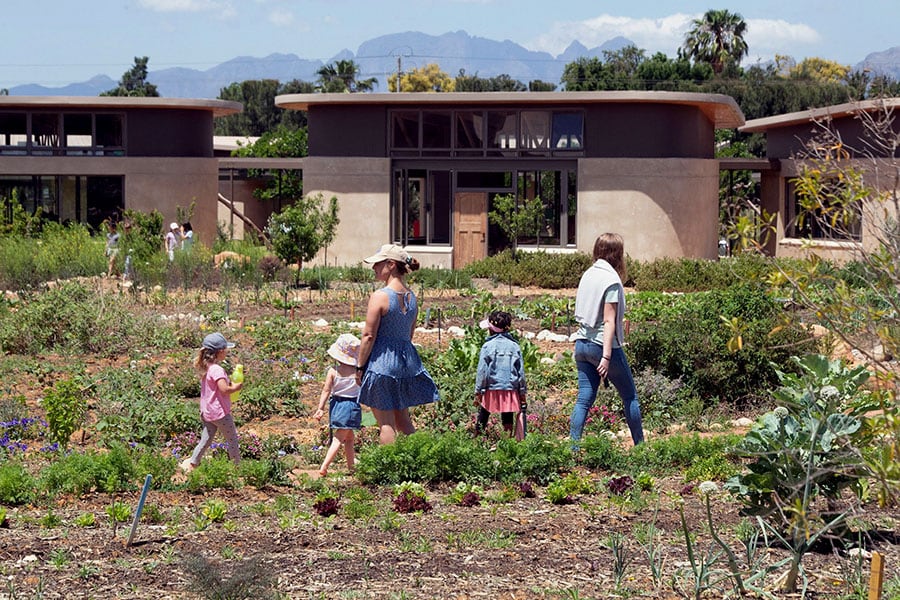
[474,311,527,440]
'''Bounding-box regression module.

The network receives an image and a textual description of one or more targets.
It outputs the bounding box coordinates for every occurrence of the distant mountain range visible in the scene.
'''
[8,29,900,99]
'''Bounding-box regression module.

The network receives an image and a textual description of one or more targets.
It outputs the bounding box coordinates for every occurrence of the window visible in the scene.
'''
[0,113,27,153]
[391,169,451,245]
[552,112,583,149]
[96,114,124,153]
[421,111,451,152]
[486,111,517,154]
[391,109,583,157]
[64,114,93,154]
[0,112,124,155]
[519,111,550,151]
[785,179,862,241]
[455,112,483,155]
[31,114,60,154]
[392,112,419,149]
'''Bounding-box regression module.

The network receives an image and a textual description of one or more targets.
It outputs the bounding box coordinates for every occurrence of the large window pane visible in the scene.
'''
[32,113,60,154]
[431,171,451,244]
[552,112,583,149]
[519,111,550,151]
[392,111,419,149]
[486,111,516,153]
[0,113,27,152]
[96,114,124,151]
[422,112,451,149]
[64,114,93,153]
[537,171,561,246]
[455,111,484,150]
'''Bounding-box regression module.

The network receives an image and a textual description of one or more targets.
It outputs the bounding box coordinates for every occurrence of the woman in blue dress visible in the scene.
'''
[356,244,439,444]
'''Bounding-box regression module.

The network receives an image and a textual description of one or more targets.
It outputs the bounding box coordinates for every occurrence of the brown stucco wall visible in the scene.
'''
[301,156,393,267]
[123,157,220,246]
[577,158,720,261]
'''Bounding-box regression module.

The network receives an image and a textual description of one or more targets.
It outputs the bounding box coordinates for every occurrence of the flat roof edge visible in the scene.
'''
[275,91,744,129]
[0,96,243,118]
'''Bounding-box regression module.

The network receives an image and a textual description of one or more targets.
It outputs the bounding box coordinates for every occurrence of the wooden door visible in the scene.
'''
[453,192,487,268]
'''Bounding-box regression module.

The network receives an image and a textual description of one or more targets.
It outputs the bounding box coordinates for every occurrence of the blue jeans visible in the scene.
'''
[570,339,644,445]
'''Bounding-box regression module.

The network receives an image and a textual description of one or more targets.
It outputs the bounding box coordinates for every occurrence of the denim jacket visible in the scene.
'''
[475,332,527,395]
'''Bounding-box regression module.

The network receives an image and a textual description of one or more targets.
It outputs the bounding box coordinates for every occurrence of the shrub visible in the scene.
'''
[0,462,35,504]
[94,366,198,447]
[0,283,183,356]
[630,254,777,292]
[238,459,278,489]
[628,284,816,405]
[465,250,591,289]
[628,434,740,475]
[43,377,87,450]
[185,456,238,492]
[492,434,573,485]
[355,431,493,485]
[134,450,177,489]
[579,434,628,472]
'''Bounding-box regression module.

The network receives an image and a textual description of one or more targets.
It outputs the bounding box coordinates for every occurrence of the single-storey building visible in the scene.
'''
[0,96,241,243]
[741,98,900,262]
[275,91,745,268]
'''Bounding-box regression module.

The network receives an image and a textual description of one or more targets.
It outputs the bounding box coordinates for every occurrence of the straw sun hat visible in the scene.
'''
[327,333,360,366]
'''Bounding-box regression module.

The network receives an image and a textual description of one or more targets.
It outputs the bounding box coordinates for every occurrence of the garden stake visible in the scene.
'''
[868,552,884,600]
[437,308,442,347]
[350,301,355,321]
[125,474,153,548]
[424,307,431,328]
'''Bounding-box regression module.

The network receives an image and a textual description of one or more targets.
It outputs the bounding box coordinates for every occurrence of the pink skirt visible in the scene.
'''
[480,389,521,413]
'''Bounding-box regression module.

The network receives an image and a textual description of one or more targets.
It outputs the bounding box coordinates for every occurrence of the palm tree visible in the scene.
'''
[681,9,748,75]
[316,60,377,93]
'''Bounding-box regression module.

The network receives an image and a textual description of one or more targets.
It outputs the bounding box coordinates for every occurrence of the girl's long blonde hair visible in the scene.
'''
[194,347,219,372]
[592,233,627,281]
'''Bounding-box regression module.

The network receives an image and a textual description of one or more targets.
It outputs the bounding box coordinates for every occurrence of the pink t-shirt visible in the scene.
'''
[200,363,231,421]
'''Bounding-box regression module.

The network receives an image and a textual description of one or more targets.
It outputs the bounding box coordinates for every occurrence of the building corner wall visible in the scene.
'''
[577,158,719,262]
[301,156,392,266]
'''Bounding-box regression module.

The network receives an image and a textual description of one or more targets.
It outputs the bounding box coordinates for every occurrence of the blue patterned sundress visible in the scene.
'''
[358,287,440,411]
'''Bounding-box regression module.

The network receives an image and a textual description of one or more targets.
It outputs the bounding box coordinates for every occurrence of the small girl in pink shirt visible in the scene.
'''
[180,332,243,472]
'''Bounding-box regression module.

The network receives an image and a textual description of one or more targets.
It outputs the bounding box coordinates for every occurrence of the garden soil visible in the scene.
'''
[2,278,897,599]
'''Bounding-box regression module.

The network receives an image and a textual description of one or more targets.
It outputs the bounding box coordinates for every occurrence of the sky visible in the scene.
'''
[2,0,898,89]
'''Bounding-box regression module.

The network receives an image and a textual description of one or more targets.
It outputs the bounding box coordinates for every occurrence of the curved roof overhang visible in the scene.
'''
[276,91,745,129]
[0,96,242,118]
[741,98,900,133]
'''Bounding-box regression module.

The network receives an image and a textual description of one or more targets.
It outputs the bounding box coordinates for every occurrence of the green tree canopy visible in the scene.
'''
[101,56,159,97]
[454,70,526,92]
[216,79,313,136]
[231,125,307,208]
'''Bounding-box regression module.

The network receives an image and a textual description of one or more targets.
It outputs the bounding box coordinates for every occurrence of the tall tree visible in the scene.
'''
[101,56,159,97]
[216,79,313,136]
[316,60,376,93]
[681,9,749,75]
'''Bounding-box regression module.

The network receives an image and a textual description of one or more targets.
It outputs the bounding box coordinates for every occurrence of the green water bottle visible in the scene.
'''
[231,364,244,402]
